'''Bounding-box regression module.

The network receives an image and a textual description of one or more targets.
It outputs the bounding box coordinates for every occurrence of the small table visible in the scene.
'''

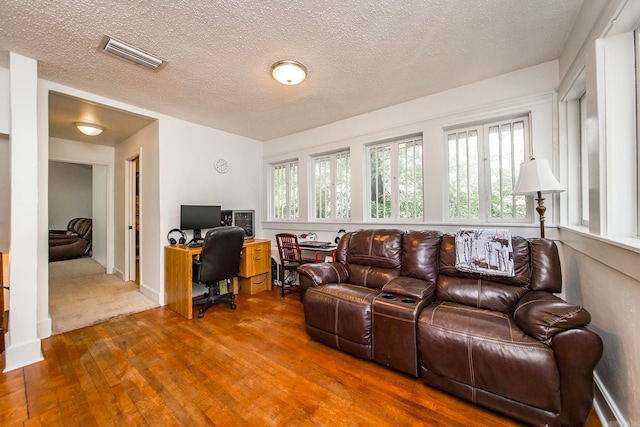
[298,242,338,262]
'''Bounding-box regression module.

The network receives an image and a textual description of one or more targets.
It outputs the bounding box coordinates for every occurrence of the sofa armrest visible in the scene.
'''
[297,262,349,302]
[513,291,592,345]
[298,262,349,285]
[382,276,436,300]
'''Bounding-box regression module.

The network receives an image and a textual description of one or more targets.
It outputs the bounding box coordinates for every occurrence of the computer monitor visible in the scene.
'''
[180,205,221,242]
[233,210,255,239]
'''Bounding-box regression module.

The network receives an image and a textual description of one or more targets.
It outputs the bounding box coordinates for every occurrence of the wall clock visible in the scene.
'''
[214,158,229,174]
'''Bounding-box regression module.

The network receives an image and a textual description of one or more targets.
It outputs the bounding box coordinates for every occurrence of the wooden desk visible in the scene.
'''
[165,239,271,319]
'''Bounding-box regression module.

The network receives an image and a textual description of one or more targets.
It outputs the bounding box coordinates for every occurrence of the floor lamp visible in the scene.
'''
[512,159,565,238]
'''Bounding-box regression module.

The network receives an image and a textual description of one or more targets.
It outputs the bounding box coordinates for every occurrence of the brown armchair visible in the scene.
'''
[49,218,92,262]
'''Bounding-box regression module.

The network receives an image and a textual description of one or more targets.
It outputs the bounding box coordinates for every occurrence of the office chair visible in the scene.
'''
[192,226,245,318]
[275,233,311,299]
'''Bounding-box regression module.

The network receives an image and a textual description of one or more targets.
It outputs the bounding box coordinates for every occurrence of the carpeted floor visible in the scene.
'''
[49,257,159,335]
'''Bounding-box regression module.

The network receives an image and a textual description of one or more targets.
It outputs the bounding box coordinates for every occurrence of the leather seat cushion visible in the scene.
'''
[303,283,380,360]
[417,301,560,413]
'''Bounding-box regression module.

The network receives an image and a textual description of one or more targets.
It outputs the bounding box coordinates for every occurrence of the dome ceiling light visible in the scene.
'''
[271,60,307,85]
[74,122,105,136]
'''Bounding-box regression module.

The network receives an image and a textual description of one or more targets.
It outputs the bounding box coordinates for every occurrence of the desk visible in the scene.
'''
[298,243,338,262]
[165,239,271,319]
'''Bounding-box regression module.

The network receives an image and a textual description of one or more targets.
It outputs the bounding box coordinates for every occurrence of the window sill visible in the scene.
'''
[559,225,640,254]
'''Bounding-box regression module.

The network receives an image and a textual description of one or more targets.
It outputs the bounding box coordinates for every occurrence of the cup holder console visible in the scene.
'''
[380,294,416,305]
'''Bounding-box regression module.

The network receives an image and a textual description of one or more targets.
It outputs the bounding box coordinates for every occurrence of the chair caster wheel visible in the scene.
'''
[230,303,237,310]
[198,311,204,318]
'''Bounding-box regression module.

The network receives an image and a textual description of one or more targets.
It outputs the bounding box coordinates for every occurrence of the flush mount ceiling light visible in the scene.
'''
[271,60,307,85]
[74,122,105,136]
[100,35,167,70]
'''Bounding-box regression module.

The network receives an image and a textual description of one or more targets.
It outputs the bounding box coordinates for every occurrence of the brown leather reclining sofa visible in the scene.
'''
[298,229,602,427]
[49,218,92,262]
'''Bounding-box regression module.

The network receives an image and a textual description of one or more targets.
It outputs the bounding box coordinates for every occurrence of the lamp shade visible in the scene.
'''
[512,159,565,195]
[74,122,104,136]
[271,60,307,85]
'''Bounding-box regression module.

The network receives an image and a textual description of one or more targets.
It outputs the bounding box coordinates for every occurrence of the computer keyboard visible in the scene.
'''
[189,241,203,248]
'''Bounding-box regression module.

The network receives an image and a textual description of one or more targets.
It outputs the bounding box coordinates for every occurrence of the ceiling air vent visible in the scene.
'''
[100,35,167,70]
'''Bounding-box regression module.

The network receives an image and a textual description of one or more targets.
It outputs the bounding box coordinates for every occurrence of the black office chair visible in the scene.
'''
[192,226,245,318]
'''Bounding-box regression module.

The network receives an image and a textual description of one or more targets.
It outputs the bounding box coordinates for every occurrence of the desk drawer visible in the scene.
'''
[239,243,270,277]
[239,273,268,295]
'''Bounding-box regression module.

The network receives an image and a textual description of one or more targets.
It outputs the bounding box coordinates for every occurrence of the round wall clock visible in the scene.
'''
[214,158,229,174]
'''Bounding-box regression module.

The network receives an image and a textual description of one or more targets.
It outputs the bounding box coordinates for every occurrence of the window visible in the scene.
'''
[447,116,530,222]
[579,93,589,226]
[368,134,423,220]
[313,150,351,220]
[272,160,299,220]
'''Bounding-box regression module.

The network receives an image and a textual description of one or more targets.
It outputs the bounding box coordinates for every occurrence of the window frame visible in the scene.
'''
[445,114,532,224]
[271,159,299,221]
[366,134,424,222]
[311,149,351,221]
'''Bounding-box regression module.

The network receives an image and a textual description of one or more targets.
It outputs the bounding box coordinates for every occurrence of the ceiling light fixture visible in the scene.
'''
[271,60,307,85]
[100,35,167,70]
[74,122,105,136]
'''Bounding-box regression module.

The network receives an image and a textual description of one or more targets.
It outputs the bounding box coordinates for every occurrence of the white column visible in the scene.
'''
[4,52,43,371]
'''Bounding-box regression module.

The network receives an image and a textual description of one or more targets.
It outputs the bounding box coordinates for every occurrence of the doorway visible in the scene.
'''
[126,156,140,284]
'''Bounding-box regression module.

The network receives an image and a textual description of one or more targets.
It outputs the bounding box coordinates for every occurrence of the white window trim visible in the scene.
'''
[366,134,423,222]
[311,149,351,221]
[445,114,533,224]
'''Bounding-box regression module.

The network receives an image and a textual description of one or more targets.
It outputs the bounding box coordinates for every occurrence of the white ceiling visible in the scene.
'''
[0,0,584,142]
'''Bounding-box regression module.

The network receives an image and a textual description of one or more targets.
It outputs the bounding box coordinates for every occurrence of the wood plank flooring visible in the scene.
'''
[1,288,602,426]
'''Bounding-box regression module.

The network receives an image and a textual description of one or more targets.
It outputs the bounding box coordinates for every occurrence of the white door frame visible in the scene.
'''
[124,153,140,282]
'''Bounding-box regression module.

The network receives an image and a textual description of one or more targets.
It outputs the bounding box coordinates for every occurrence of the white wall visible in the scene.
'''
[114,122,160,301]
[556,1,640,425]
[49,137,115,272]
[0,67,8,135]
[0,135,9,253]
[92,165,108,268]
[48,161,92,230]
[158,117,264,303]
[262,61,559,244]
[5,53,43,371]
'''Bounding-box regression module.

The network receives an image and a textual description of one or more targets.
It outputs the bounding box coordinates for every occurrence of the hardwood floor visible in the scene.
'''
[1,288,601,426]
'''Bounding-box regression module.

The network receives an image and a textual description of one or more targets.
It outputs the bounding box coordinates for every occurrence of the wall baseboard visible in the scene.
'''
[594,372,626,427]
[139,282,160,306]
[3,335,43,373]
[112,267,124,281]
[37,316,52,339]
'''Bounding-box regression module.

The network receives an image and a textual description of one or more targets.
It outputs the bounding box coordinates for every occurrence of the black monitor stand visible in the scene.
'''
[192,229,203,242]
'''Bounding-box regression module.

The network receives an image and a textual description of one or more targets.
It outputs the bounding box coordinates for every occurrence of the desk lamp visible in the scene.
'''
[512,158,565,238]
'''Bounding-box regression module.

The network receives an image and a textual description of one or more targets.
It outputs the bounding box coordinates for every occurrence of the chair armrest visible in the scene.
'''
[382,276,436,300]
[513,291,591,345]
[192,259,203,283]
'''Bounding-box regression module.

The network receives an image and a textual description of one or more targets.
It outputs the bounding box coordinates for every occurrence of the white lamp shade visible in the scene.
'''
[271,60,307,85]
[75,122,104,136]
[512,159,565,195]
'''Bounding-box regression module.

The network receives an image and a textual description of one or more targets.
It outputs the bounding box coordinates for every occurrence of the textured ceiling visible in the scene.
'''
[0,0,583,141]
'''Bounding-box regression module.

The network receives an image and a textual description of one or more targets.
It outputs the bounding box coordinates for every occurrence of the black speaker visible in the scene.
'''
[167,228,186,245]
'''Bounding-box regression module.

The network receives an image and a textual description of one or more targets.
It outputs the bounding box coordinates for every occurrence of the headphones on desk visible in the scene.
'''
[335,229,346,244]
[167,228,187,245]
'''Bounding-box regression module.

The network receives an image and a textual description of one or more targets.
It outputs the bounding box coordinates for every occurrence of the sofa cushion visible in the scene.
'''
[401,230,441,282]
[437,234,531,313]
[529,239,562,292]
[417,301,560,414]
[347,229,403,269]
